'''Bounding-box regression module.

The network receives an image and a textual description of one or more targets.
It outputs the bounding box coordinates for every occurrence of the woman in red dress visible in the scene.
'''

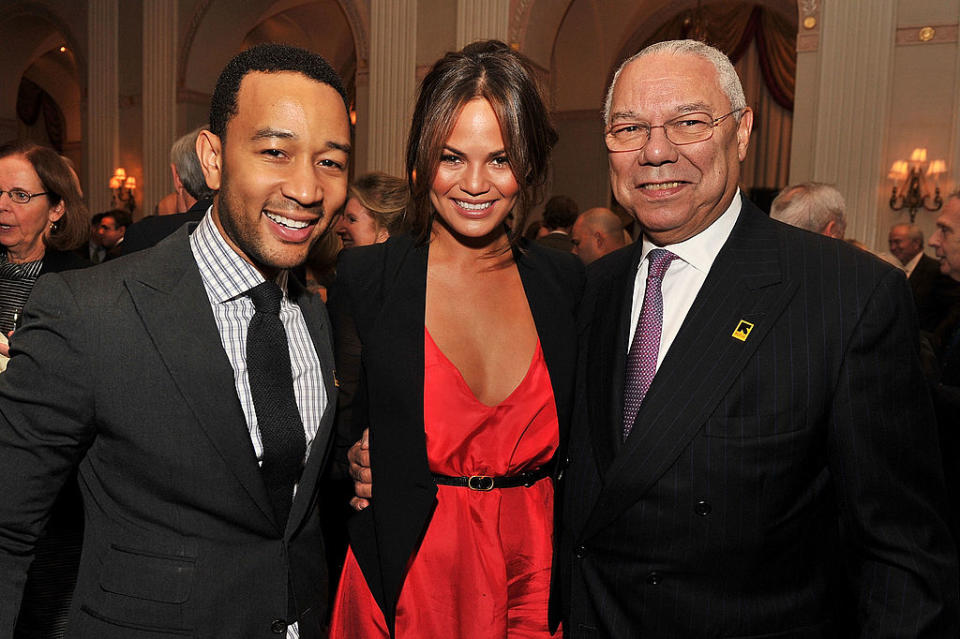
[327,40,583,638]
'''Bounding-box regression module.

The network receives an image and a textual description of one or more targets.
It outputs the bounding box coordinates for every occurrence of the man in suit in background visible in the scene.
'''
[0,43,349,638]
[889,222,960,331]
[571,207,628,265]
[558,39,958,638]
[122,126,216,256]
[93,208,131,260]
[536,194,578,252]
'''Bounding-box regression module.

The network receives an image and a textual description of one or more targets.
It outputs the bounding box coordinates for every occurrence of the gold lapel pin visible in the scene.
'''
[732,320,754,341]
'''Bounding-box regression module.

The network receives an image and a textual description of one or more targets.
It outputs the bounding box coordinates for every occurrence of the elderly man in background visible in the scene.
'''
[122,126,216,255]
[570,207,627,265]
[889,222,960,332]
[558,38,958,638]
[926,194,960,538]
[769,181,846,239]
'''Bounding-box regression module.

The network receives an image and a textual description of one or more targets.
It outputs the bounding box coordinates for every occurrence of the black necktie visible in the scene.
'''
[246,280,305,528]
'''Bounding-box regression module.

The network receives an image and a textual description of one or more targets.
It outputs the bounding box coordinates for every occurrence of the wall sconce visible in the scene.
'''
[888,147,944,222]
[109,168,136,214]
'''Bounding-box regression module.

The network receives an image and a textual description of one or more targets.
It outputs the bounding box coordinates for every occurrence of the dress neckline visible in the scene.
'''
[425,327,541,409]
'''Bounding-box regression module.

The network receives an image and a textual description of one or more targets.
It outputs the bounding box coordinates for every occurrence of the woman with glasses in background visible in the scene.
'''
[0,141,89,639]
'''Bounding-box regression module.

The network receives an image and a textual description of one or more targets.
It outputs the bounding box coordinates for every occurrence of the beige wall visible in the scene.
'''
[791,0,960,252]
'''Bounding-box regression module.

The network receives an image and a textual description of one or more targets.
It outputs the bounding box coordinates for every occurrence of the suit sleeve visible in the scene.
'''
[829,267,959,637]
[0,273,96,632]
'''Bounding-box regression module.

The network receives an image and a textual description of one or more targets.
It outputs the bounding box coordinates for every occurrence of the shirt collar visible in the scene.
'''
[639,189,742,274]
[190,209,289,304]
[903,251,923,275]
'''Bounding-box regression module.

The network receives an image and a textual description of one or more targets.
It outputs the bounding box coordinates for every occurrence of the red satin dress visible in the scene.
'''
[329,329,560,638]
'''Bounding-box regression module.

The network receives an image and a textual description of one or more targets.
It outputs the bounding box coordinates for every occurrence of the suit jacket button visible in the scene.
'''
[271,619,286,634]
[695,500,712,516]
[574,545,586,558]
[646,571,662,585]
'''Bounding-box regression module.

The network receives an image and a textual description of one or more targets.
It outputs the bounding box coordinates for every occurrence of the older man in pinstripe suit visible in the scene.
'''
[556,39,958,638]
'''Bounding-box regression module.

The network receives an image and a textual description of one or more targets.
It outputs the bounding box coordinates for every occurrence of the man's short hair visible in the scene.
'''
[171,126,215,201]
[604,39,746,127]
[102,209,132,229]
[209,43,348,140]
[542,195,579,230]
[770,182,846,237]
[90,211,108,227]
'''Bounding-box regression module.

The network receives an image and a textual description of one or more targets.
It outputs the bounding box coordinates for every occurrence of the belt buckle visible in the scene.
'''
[467,475,494,491]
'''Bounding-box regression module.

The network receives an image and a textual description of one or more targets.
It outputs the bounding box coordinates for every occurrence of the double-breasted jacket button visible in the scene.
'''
[574,545,586,559]
[646,571,662,585]
[695,500,712,516]
[271,619,286,634]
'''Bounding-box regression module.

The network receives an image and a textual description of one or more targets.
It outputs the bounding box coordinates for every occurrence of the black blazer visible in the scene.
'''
[0,226,338,638]
[558,197,958,638]
[328,234,583,634]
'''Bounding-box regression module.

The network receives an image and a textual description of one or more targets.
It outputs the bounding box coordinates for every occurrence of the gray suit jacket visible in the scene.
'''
[0,225,338,638]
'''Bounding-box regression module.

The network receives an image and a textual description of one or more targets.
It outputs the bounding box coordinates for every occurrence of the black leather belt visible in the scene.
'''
[432,465,551,491]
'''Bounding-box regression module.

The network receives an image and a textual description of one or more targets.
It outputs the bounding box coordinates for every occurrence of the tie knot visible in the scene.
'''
[248,280,283,315]
[646,248,677,281]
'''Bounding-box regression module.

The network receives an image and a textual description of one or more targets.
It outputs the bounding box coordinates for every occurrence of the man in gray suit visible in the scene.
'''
[0,43,349,638]
[557,39,957,638]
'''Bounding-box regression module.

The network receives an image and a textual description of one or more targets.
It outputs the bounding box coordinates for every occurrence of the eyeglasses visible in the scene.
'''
[605,108,745,153]
[0,189,50,205]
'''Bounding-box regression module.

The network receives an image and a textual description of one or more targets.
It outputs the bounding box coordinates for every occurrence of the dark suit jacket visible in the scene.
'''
[328,234,583,634]
[120,199,211,256]
[558,197,958,638]
[536,230,574,253]
[0,225,338,638]
[910,253,960,332]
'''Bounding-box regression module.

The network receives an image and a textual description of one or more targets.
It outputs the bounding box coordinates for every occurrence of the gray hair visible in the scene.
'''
[770,182,847,237]
[170,125,215,201]
[890,222,924,246]
[604,39,747,127]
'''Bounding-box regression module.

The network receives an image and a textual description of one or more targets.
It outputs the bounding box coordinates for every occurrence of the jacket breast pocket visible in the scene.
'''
[703,410,806,439]
[100,543,195,603]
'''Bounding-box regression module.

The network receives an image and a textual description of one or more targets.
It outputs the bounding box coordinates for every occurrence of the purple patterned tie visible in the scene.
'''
[623,248,678,440]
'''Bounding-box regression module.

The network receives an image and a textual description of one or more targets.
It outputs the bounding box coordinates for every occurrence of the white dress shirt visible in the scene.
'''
[190,211,325,639]
[628,191,742,367]
[902,251,923,278]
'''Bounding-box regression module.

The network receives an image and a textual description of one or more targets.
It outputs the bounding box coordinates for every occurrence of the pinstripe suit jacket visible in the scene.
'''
[556,197,959,638]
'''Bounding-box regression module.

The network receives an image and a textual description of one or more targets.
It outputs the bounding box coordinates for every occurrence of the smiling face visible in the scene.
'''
[198,71,350,278]
[335,197,387,248]
[0,154,64,262]
[607,52,752,245]
[888,224,922,265]
[429,98,519,245]
[930,198,960,281]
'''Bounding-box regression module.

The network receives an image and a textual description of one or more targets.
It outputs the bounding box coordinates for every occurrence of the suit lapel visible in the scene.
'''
[125,232,276,529]
[285,276,338,536]
[516,245,578,449]
[582,204,798,539]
